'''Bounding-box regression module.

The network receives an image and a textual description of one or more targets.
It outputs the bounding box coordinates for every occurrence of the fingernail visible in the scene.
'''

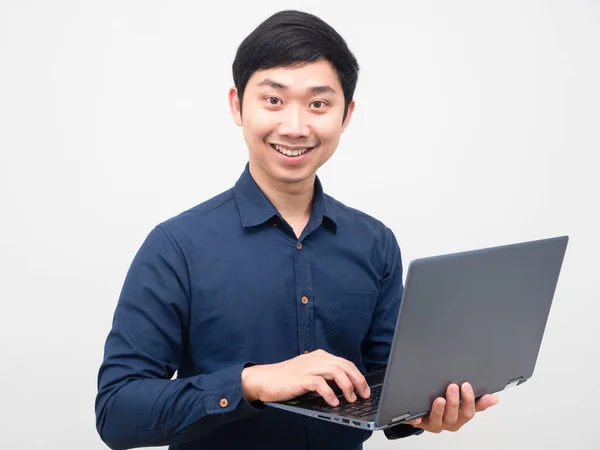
[351,392,357,402]
[333,398,339,406]
[365,386,371,397]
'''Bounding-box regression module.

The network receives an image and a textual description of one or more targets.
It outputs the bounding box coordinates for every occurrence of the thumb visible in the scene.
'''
[476,394,499,412]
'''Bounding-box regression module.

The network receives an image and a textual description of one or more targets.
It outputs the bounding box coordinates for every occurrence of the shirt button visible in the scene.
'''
[272,222,278,227]
[296,242,303,250]
[220,398,228,408]
[301,296,309,305]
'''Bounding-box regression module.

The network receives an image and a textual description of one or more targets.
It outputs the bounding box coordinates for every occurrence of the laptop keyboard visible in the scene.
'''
[312,384,382,418]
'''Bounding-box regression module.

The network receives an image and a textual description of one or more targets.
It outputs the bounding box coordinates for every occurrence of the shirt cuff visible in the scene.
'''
[202,362,265,416]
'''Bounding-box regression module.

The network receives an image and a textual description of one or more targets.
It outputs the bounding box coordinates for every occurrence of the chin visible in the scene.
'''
[274,171,311,185]
[271,166,315,185]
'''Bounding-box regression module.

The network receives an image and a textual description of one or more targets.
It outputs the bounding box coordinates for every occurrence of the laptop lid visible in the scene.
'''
[376,236,568,427]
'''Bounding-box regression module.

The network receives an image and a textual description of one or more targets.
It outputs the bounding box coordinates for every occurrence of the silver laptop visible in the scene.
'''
[265,236,569,430]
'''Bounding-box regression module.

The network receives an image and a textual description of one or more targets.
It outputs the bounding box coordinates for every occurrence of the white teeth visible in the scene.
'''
[274,144,309,157]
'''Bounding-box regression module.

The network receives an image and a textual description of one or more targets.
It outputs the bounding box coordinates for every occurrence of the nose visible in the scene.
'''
[278,106,310,139]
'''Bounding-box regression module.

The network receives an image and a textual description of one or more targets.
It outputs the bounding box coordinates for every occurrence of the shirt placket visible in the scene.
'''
[294,239,314,355]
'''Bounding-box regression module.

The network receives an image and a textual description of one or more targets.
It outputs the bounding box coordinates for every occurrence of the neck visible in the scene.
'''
[248,162,315,222]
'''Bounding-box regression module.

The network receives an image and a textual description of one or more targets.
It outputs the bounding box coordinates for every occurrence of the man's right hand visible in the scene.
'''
[241,349,371,406]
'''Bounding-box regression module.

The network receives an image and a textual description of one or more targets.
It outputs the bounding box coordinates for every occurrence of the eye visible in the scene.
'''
[310,101,327,109]
[268,97,281,105]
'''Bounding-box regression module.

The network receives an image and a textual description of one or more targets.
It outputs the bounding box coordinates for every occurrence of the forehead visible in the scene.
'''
[246,59,343,94]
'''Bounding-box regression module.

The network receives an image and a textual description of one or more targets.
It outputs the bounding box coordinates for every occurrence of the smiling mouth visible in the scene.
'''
[270,143,315,157]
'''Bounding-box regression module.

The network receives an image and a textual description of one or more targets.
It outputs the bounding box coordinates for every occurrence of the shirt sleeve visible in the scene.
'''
[361,227,424,439]
[95,226,263,450]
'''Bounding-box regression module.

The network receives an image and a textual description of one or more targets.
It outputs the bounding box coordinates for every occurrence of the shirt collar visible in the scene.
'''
[233,163,338,231]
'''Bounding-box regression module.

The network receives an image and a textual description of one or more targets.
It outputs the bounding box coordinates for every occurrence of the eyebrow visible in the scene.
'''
[257,78,336,94]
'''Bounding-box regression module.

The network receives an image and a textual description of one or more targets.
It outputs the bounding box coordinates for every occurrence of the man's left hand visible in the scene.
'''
[405,382,499,433]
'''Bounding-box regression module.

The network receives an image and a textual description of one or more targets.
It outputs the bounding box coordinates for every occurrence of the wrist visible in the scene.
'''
[242,365,260,402]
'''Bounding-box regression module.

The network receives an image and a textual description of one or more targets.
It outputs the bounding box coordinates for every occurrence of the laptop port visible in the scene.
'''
[342,419,349,424]
[353,421,361,426]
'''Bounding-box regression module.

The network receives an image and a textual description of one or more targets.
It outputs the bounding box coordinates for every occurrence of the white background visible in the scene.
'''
[1,1,599,449]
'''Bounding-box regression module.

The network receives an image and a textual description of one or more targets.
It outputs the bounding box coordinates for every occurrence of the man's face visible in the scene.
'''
[229,59,354,186]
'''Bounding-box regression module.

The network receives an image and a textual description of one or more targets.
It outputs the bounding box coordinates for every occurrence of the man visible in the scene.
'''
[95,9,498,450]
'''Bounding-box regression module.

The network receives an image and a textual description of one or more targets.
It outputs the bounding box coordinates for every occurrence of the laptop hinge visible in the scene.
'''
[505,377,523,389]
[391,413,410,424]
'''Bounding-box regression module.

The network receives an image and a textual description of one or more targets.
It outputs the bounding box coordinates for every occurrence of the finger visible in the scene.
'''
[319,364,357,403]
[311,376,339,406]
[334,357,370,399]
[442,384,460,428]
[449,382,476,431]
[426,397,446,432]
[407,417,423,427]
[461,382,476,417]
[475,393,499,412]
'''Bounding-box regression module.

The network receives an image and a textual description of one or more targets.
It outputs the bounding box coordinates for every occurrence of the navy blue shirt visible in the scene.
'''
[95,164,420,450]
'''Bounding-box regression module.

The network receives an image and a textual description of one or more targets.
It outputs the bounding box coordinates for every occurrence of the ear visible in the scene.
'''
[341,99,355,133]
[228,87,243,126]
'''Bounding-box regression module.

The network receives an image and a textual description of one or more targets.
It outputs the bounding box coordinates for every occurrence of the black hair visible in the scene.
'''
[232,10,359,122]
